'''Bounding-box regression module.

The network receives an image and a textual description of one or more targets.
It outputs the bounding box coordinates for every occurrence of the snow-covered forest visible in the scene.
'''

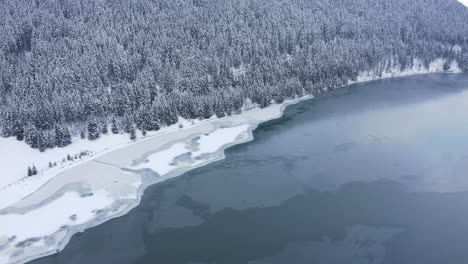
[1,0,468,151]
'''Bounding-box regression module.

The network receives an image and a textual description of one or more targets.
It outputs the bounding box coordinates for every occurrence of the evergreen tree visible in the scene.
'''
[16,127,24,141]
[25,125,39,149]
[31,165,38,175]
[0,0,467,151]
[111,118,119,134]
[55,126,72,148]
[129,126,137,141]
[27,166,33,177]
[38,132,47,152]
[87,122,100,140]
[101,121,109,135]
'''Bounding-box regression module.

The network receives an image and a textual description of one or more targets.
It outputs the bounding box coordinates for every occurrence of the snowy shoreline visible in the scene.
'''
[0,59,462,264]
[0,94,313,264]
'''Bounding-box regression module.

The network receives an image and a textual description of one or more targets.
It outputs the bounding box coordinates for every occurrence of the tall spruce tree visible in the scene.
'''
[87,122,100,141]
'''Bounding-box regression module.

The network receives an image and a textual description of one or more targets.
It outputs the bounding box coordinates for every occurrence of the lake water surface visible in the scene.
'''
[33,74,468,264]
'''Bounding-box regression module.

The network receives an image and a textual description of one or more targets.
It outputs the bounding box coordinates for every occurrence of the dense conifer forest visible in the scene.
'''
[1,0,468,150]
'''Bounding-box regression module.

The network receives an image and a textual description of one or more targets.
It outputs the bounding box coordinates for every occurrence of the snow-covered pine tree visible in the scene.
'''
[55,126,72,148]
[129,126,137,141]
[111,118,119,134]
[87,122,100,140]
[101,121,108,135]
[0,0,467,151]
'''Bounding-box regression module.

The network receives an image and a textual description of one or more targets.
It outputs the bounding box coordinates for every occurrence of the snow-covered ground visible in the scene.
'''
[0,57,463,264]
[0,190,112,241]
[0,117,212,210]
[355,58,461,83]
[459,0,468,7]
[0,97,304,264]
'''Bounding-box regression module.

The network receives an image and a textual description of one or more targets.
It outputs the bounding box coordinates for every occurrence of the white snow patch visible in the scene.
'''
[0,190,112,241]
[355,58,461,83]
[0,134,132,210]
[194,124,249,155]
[452,45,462,54]
[133,125,249,175]
[0,190,113,263]
[231,64,246,79]
[134,143,188,175]
[458,0,468,7]
[0,116,216,210]
[0,133,133,190]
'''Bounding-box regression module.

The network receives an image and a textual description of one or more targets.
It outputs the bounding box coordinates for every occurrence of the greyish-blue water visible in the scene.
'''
[32,73,468,264]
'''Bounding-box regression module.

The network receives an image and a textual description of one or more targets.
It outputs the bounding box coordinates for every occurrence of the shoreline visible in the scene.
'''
[0,67,463,263]
[0,93,314,264]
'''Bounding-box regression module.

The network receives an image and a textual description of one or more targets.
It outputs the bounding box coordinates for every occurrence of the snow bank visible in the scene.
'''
[355,58,461,83]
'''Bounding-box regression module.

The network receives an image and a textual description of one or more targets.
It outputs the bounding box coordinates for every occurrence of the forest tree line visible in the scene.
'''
[1,0,468,151]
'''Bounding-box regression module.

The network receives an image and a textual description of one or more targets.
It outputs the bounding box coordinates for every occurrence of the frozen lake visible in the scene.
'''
[32,73,468,264]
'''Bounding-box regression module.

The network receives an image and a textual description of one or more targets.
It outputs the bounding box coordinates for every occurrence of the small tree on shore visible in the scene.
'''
[31,165,38,175]
[87,122,100,140]
[129,126,137,140]
[101,121,109,135]
[111,118,119,134]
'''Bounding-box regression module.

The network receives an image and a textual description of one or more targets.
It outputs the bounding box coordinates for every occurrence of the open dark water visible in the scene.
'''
[33,74,468,264]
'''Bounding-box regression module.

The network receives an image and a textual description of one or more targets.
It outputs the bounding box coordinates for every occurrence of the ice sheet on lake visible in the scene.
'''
[0,190,113,263]
[132,124,249,176]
